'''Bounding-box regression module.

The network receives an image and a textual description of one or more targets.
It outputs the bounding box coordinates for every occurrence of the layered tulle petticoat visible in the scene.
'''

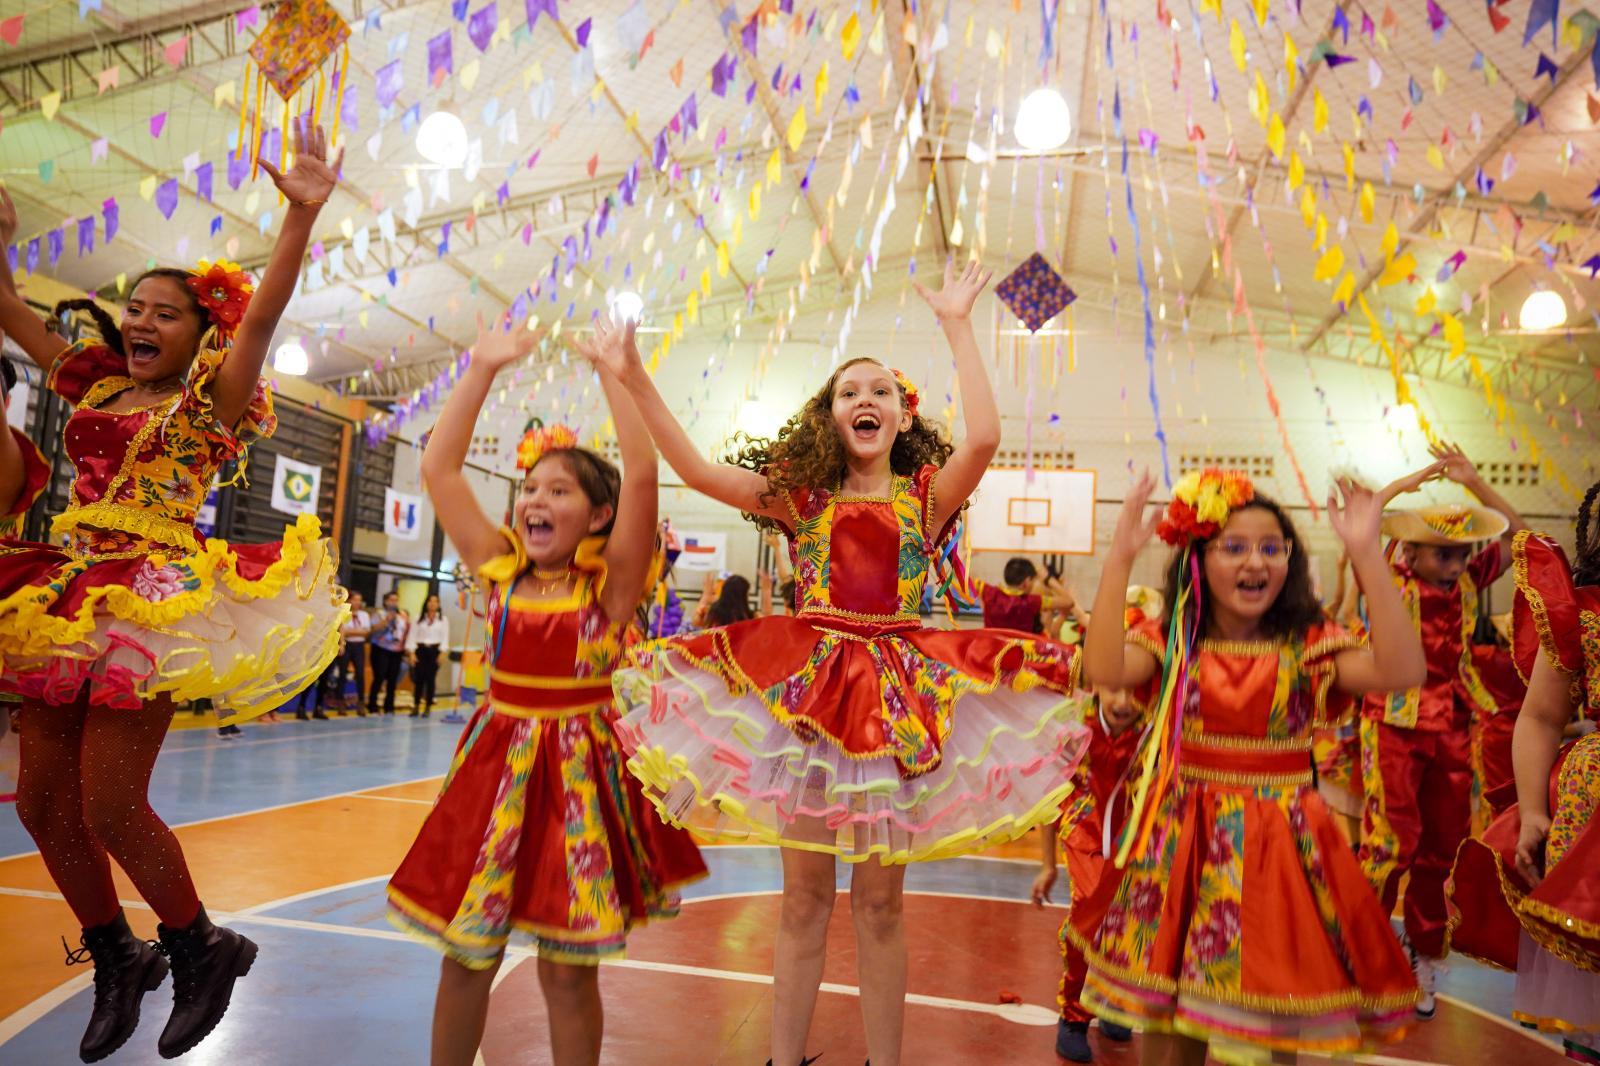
[0,333,345,721]
[613,465,1089,863]
[1071,621,1418,1064]
[388,531,706,967]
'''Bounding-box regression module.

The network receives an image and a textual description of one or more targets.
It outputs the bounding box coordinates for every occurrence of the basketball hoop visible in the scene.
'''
[1007,497,1052,538]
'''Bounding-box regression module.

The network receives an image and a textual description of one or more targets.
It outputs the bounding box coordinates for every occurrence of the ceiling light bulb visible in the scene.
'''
[1518,290,1567,331]
[1015,87,1072,151]
[611,290,644,321]
[416,109,469,168]
[273,341,308,376]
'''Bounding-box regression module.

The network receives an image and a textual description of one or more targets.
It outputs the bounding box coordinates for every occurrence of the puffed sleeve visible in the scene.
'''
[46,332,127,407]
[1302,619,1364,725]
[183,345,276,467]
[1510,531,1588,688]
[913,463,958,548]
[0,426,50,538]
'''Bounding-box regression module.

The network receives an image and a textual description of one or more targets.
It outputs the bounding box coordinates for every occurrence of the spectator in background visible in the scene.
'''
[972,557,1077,633]
[295,652,338,721]
[367,591,410,716]
[335,592,372,714]
[406,593,449,718]
[705,575,755,627]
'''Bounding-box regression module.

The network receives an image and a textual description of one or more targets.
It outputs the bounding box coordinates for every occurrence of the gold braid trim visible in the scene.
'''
[1512,529,1568,684]
[1177,763,1313,788]
[1179,730,1313,753]
[1484,834,1600,975]
[1127,628,1166,665]
[52,501,198,550]
[798,603,922,625]
[1200,637,1281,656]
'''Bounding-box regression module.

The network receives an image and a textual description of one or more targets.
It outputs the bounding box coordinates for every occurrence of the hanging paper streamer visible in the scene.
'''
[1114,89,1171,486]
[239,0,352,175]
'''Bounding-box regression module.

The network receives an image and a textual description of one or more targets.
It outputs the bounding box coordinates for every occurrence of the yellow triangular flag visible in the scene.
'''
[686,289,699,323]
[139,175,157,201]
[1312,89,1328,134]
[841,12,861,59]
[41,91,62,121]
[1415,289,1437,317]
[1342,142,1355,188]
[1381,221,1399,260]
[1432,64,1446,95]
[1299,187,1317,228]
[767,148,782,187]
[1229,19,1247,71]
[1332,272,1356,305]
[749,183,762,219]
[786,106,807,152]
[1252,0,1269,26]
[814,61,829,114]
[699,267,712,296]
[1426,144,1444,171]
[1313,245,1344,282]
[1359,181,1375,223]
[716,241,730,278]
[1287,151,1305,191]
[1266,114,1285,158]
[213,80,236,109]
[1441,313,1465,357]
[1377,252,1416,287]
[1250,72,1270,125]
[460,59,481,92]
[1284,33,1299,93]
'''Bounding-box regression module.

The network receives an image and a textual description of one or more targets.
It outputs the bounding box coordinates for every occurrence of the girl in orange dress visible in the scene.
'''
[387,314,705,1066]
[595,260,1088,1066]
[1074,469,1424,1065]
[1449,488,1600,1063]
[0,125,347,1062]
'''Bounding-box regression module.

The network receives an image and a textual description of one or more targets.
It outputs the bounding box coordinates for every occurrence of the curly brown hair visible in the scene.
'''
[725,357,956,531]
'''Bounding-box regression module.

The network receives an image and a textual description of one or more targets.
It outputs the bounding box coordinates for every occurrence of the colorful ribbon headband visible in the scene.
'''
[1155,468,1255,546]
[891,367,920,417]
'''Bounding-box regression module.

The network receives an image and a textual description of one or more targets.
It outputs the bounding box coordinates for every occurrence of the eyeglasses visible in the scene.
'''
[1209,537,1292,562]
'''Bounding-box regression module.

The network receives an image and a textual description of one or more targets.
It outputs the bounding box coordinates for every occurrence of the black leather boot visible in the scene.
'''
[154,905,257,1059]
[66,910,169,1063]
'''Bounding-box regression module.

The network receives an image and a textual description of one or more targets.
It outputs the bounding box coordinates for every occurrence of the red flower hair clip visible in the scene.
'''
[185,259,255,336]
[1156,468,1256,546]
[891,368,920,417]
[516,420,578,471]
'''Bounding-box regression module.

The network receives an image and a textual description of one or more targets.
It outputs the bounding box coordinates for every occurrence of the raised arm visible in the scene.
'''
[0,188,69,371]
[420,316,541,573]
[913,260,1000,535]
[212,119,343,428]
[1327,478,1427,695]
[1083,471,1162,690]
[1429,442,1527,555]
[575,316,660,620]
[584,312,784,523]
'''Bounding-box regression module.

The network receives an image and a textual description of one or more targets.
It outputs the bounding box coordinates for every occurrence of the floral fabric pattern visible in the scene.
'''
[1548,732,1600,867]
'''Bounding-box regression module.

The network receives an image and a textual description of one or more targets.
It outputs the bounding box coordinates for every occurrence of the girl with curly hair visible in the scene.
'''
[591,260,1090,1066]
[1073,469,1425,1065]
[0,121,349,1062]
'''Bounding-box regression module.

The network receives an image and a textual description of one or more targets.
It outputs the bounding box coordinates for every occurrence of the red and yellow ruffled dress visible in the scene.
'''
[387,531,707,968]
[1071,618,1418,1063]
[0,329,345,719]
[613,464,1088,863]
[1449,532,1600,1047]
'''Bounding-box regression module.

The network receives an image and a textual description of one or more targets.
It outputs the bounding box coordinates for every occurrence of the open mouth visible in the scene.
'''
[850,411,881,442]
[523,516,554,544]
[1236,577,1269,599]
[129,341,161,365]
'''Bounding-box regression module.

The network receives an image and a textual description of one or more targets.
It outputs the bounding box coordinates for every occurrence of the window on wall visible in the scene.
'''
[354,435,397,532]
[1478,460,1539,488]
[230,399,345,543]
[1179,453,1275,481]
[992,447,1077,469]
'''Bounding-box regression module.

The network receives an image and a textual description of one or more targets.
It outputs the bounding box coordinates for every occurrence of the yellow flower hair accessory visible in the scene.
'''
[515,420,577,471]
[1156,468,1255,546]
[185,259,255,336]
[890,368,920,416]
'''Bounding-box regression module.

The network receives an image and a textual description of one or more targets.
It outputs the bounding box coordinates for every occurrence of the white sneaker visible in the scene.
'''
[1411,950,1437,1019]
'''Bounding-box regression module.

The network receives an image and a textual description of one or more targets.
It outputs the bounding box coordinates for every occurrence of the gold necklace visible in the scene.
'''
[527,567,571,596]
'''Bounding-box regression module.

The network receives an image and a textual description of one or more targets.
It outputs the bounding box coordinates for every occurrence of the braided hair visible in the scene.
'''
[1575,480,1600,588]
[52,299,125,357]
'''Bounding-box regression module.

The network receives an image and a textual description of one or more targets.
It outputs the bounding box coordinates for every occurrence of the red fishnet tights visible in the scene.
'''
[14,695,201,930]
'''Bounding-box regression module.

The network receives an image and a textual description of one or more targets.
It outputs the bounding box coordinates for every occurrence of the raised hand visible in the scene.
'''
[573,313,641,380]
[1378,458,1447,505]
[259,117,343,207]
[0,186,17,246]
[469,312,540,374]
[1109,469,1163,561]
[912,258,994,322]
[1429,441,1480,485]
[1326,477,1383,551]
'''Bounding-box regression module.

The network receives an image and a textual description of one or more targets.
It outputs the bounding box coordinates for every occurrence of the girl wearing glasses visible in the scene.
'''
[1070,469,1426,1066]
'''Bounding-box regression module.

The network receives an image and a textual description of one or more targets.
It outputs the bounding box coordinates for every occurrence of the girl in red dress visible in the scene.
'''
[1074,469,1424,1065]
[0,124,347,1062]
[594,260,1089,1066]
[1449,486,1600,1063]
[386,314,705,1066]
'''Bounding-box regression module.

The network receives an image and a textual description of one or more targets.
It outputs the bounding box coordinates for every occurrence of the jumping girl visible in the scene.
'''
[386,313,705,1066]
[1073,469,1425,1065]
[596,259,1090,1066]
[0,122,347,1062]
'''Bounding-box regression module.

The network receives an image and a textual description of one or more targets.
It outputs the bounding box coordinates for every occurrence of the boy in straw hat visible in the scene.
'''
[1357,442,1526,1019]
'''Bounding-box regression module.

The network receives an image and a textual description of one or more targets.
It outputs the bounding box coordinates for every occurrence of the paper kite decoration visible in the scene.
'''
[995,253,1076,333]
[238,0,352,180]
[247,0,351,99]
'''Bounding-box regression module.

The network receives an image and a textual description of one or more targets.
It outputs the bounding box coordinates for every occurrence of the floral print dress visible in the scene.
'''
[0,324,346,719]
[387,530,706,967]
[1070,618,1418,1063]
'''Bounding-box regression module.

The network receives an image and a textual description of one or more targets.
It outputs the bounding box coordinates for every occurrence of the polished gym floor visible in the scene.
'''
[0,711,1571,1064]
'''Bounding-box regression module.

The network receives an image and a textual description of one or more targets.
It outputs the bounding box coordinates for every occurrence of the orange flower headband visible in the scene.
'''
[516,420,578,471]
[1156,468,1256,546]
[185,259,255,338]
[891,368,920,416]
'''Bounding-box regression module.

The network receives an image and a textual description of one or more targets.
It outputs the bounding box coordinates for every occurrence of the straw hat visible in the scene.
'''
[1125,584,1165,621]
[1380,504,1508,546]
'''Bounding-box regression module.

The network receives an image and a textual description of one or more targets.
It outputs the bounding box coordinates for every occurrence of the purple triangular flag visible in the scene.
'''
[1534,52,1559,82]
[47,229,64,268]
[156,178,179,220]
[1522,0,1558,47]
[524,0,557,28]
[740,16,758,54]
[150,112,167,138]
[574,16,591,47]
[102,198,119,243]
[25,238,39,274]
[467,3,496,52]
[196,161,213,202]
[376,59,404,108]
[76,216,95,256]
[227,148,247,190]
[427,31,453,82]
